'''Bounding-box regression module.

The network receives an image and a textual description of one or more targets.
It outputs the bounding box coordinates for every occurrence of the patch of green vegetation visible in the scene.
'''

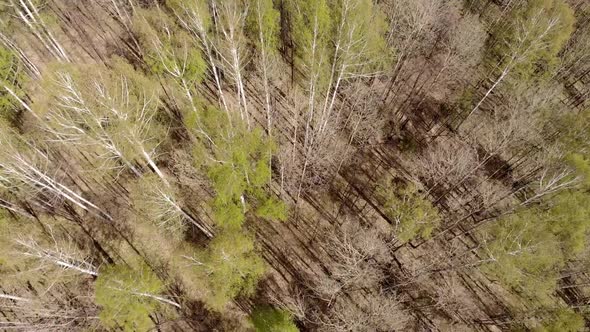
[0,46,24,123]
[250,306,299,332]
[480,190,590,306]
[191,106,287,229]
[533,308,585,332]
[195,230,265,312]
[486,0,574,82]
[95,264,165,331]
[377,178,440,243]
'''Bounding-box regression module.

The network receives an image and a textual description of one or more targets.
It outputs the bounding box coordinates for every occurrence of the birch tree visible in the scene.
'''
[133,8,206,116]
[0,46,25,123]
[38,61,168,183]
[246,0,280,136]
[287,0,332,200]
[95,263,180,331]
[193,230,265,312]
[7,0,70,62]
[466,0,574,121]
[169,0,232,118]
[317,0,388,137]
[194,106,287,229]
[211,0,252,126]
[0,119,110,219]
[130,174,214,238]
[14,235,98,276]
[0,281,100,331]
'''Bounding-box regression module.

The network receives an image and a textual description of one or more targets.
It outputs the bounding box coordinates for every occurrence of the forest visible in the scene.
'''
[0,0,588,331]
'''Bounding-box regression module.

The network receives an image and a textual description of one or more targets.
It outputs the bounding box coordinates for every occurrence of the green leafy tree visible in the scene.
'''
[0,46,24,123]
[467,0,574,120]
[246,0,280,136]
[130,174,214,239]
[95,263,179,331]
[250,306,299,332]
[288,0,332,85]
[533,308,585,332]
[318,0,389,135]
[488,0,575,81]
[192,106,287,229]
[377,179,440,243]
[195,230,265,312]
[546,191,590,255]
[481,210,563,306]
[133,8,206,115]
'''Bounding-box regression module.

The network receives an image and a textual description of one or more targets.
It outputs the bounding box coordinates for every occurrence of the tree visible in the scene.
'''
[533,308,584,332]
[211,0,252,126]
[317,220,388,300]
[7,0,70,62]
[0,46,24,123]
[246,0,280,135]
[250,306,299,332]
[0,119,110,219]
[410,136,478,196]
[480,209,563,306]
[312,291,408,332]
[287,0,332,200]
[169,0,232,117]
[95,263,180,331]
[0,213,101,330]
[317,0,388,136]
[466,0,575,120]
[193,106,287,229]
[133,7,207,118]
[37,60,168,182]
[194,230,265,312]
[130,174,214,238]
[377,179,440,243]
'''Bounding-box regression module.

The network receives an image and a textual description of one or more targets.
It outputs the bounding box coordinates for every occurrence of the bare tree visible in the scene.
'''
[313,220,389,302]
[131,174,214,238]
[15,235,98,276]
[8,0,70,62]
[38,62,169,184]
[0,123,110,219]
[313,291,408,332]
[212,0,251,126]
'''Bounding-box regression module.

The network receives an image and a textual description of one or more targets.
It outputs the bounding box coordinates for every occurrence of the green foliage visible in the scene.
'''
[377,179,440,243]
[133,8,206,84]
[37,59,165,175]
[546,191,590,255]
[191,107,287,229]
[287,0,332,85]
[481,210,563,306]
[95,264,164,331]
[129,174,187,239]
[331,0,390,72]
[166,0,212,32]
[481,187,590,306]
[567,153,590,189]
[256,197,288,222]
[196,230,265,312]
[487,0,575,81]
[558,107,590,187]
[246,0,280,54]
[533,308,585,332]
[250,306,299,332]
[0,46,24,123]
